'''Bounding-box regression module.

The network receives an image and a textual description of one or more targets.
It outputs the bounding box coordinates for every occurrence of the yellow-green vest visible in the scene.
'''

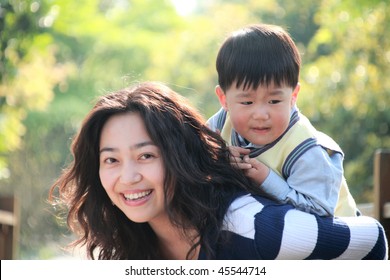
[221,112,357,217]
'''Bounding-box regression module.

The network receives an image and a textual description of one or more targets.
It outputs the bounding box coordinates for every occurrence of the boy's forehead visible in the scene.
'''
[230,79,291,91]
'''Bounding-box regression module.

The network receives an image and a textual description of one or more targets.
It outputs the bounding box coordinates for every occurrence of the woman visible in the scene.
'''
[49,81,388,260]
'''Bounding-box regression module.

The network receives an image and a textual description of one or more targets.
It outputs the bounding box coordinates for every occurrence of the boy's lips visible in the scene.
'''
[251,126,270,133]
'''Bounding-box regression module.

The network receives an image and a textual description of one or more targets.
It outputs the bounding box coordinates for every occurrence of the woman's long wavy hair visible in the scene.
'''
[49,81,261,259]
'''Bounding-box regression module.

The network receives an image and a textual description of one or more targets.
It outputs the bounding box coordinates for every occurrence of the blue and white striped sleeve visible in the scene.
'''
[224,194,388,260]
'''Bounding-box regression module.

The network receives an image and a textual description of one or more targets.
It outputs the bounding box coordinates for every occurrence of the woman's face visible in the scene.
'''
[99,112,167,226]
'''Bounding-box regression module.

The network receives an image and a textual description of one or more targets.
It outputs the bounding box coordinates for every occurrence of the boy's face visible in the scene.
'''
[216,81,299,146]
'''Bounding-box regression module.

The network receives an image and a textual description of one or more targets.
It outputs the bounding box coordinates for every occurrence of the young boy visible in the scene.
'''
[207,23,358,216]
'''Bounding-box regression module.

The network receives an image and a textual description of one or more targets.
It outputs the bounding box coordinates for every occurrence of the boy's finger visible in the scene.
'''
[231,156,252,169]
[243,156,260,169]
[235,146,251,154]
[238,162,252,169]
[229,146,251,158]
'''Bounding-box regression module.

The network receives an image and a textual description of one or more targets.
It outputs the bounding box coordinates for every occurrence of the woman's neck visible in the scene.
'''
[149,214,199,260]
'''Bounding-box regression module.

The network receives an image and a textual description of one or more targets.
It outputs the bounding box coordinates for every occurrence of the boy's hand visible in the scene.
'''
[242,156,270,185]
[228,146,270,185]
[228,146,252,169]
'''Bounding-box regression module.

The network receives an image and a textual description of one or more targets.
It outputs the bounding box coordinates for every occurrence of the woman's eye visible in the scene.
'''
[103,157,117,164]
[140,153,154,160]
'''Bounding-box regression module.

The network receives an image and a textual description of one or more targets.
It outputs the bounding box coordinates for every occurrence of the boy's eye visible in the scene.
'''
[241,101,253,105]
[269,100,281,104]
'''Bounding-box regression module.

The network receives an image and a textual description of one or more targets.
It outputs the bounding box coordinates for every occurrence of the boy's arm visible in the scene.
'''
[259,146,343,216]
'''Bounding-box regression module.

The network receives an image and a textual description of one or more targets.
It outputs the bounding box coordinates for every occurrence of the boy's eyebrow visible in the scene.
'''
[99,141,155,154]
[234,89,286,98]
[269,89,286,96]
[235,91,253,98]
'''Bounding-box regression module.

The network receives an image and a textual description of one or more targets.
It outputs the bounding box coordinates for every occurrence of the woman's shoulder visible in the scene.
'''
[222,193,288,240]
[223,193,388,259]
[222,194,263,239]
[226,193,292,217]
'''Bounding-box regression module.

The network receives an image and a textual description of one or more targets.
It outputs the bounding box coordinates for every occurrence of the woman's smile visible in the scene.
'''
[123,189,153,201]
[121,189,154,206]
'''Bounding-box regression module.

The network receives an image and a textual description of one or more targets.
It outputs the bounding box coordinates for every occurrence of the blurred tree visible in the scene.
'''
[299,0,390,202]
[0,0,71,181]
[3,0,389,259]
[0,0,74,258]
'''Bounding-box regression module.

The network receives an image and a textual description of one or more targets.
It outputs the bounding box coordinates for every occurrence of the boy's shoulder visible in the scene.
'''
[298,112,343,155]
[206,107,227,131]
[315,131,343,156]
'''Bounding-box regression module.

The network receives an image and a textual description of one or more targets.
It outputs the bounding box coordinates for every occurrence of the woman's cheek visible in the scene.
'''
[99,169,113,191]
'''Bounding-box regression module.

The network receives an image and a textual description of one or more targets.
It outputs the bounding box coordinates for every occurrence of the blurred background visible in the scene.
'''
[0,0,389,259]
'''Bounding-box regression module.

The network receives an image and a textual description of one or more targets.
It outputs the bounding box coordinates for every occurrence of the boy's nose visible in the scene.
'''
[252,106,269,120]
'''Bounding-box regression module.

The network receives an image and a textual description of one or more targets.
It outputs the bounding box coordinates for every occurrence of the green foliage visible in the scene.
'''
[1,0,389,258]
[300,0,390,202]
[0,0,73,179]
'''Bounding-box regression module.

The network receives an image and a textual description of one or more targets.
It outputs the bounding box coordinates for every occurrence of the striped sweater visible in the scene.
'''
[199,193,388,260]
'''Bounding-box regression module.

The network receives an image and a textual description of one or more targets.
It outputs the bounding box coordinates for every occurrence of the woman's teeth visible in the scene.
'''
[124,190,152,201]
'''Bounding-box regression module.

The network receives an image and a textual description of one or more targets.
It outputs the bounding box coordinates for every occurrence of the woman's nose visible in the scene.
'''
[119,161,142,184]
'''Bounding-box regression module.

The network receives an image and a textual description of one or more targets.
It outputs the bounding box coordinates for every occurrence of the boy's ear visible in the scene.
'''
[215,85,228,110]
[291,83,300,107]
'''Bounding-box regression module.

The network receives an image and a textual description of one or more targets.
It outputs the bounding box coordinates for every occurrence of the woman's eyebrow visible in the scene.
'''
[99,147,117,154]
[99,141,155,154]
[130,141,155,150]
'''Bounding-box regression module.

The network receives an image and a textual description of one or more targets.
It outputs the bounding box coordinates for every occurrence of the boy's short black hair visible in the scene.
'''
[216,23,301,92]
